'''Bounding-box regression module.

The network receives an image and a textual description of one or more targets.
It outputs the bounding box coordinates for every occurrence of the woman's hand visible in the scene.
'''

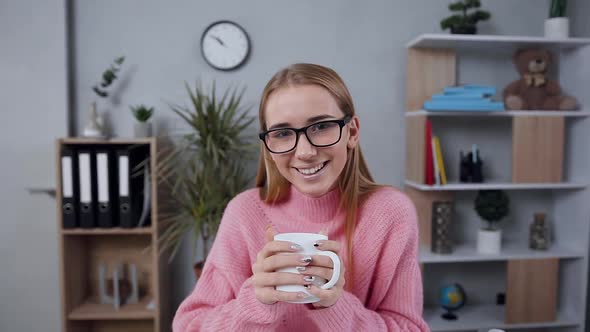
[304,239,346,308]
[251,226,314,304]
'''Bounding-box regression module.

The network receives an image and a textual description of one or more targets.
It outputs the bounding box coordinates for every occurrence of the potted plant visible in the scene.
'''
[440,0,491,35]
[545,0,569,38]
[158,82,256,280]
[474,190,509,254]
[83,56,125,138]
[130,104,154,137]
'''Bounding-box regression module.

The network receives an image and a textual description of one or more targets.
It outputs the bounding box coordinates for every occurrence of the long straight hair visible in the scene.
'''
[255,63,383,290]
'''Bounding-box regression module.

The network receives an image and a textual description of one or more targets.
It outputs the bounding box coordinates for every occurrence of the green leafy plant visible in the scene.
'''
[93,56,125,98]
[158,82,256,262]
[474,190,510,230]
[130,104,154,122]
[440,0,491,34]
[549,0,567,18]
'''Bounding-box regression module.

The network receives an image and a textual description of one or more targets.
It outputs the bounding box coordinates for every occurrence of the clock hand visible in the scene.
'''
[210,35,225,46]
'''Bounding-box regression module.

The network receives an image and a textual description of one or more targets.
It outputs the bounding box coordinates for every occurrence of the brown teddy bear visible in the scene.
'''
[503,48,577,110]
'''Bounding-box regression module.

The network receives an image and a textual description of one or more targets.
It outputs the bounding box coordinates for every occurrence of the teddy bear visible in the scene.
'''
[503,48,578,110]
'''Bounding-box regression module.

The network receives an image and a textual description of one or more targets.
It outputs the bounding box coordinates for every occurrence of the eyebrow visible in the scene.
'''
[268,114,337,130]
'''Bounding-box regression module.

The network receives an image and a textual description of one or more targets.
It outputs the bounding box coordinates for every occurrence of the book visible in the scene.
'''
[425,119,434,185]
[433,136,447,185]
[431,137,440,185]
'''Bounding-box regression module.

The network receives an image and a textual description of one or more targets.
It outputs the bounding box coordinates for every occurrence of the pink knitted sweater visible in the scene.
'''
[173,186,429,331]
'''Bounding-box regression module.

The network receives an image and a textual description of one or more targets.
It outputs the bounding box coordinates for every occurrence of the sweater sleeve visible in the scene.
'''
[172,264,289,331]
[172,191,289,331]
[306,191,430,331]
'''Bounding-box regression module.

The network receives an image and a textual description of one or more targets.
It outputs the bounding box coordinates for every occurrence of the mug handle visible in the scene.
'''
[317,251,341,289]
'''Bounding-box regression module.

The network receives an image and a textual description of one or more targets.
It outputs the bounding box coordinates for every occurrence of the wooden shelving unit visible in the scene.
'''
[404,34,590,331]
[56,138,171,332]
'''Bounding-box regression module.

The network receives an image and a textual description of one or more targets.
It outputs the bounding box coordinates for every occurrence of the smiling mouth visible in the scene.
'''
[295,162,327,175]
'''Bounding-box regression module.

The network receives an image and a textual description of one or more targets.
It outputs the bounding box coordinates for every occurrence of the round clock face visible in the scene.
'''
[201,21,250,71]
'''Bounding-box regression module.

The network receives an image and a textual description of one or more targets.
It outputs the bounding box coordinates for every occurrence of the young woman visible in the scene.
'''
[173,63,429,331]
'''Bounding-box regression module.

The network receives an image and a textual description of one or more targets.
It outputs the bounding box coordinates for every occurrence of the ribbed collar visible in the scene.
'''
[278,185,341,223]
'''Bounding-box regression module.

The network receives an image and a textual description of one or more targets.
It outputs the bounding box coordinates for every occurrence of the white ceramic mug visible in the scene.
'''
[273,232,341,303]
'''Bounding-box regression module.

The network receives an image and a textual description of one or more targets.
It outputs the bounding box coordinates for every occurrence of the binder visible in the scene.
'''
[96,149,117,228]
[60,146,79,228]
[78,149,97,228]
[117,145,150,228]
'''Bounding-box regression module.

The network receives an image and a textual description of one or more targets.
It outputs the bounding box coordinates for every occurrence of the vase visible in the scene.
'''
[477,228,501,254]
[544,17,569,39]
[134,121,152,137]
[83,101,106,139]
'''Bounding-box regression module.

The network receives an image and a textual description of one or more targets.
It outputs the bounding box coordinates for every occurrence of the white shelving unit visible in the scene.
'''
[420,243,584,264]
[405,180,587,191]
[404,34,590,332]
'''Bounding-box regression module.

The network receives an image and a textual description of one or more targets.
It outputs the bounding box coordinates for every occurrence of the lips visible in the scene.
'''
[294,161,327,175]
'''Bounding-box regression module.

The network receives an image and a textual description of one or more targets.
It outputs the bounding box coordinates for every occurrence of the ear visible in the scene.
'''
[513,49,525,64]
[346,116,360,149]
[543,49,553,64]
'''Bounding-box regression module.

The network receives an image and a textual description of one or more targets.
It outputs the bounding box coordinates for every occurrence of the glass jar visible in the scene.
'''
[529,212,551,250]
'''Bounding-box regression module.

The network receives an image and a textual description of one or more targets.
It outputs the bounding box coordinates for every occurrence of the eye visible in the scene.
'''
[269,129,293,139]
[309,122,336,133]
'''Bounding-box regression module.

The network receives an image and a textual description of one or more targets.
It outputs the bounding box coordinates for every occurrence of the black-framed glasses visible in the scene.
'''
[259,115,352,154]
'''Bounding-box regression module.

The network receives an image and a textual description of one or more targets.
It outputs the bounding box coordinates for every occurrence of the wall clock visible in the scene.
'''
[201,20,251,71]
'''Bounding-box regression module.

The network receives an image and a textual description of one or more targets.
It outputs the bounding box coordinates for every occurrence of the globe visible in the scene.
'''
[440,283,466,320]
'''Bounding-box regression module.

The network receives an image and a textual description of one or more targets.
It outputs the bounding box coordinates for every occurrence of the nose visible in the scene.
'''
[294,132,317,160]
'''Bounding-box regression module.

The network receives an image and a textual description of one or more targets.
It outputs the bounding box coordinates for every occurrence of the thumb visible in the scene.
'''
[265,224,277,242]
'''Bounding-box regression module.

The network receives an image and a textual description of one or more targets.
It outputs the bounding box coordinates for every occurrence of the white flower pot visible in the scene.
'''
[477,228,502,254]
[544,17,569,39]
[134,122,152,137]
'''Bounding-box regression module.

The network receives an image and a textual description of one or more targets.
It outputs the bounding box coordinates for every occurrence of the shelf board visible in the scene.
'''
[424,305,579,331]
[60,137,155,145]
[61,227,153,235]
[405,180,587,191]
[407,33,590,53]
[406,110,590,117]
[420,243,583,264]
[68,297,155,320]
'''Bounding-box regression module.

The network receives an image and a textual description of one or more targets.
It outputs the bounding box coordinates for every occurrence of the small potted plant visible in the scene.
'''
[474,190,509,254]
[440,0,491,35]
[83,56,125,138]
[130,104,154,137]
[545,0,569,38]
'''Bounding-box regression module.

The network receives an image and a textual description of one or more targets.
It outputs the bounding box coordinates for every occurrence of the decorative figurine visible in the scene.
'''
[431,201,454,254]
[530,212,551,250]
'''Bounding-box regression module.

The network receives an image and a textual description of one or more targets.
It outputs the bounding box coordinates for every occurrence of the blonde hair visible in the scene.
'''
[255,63,383,290]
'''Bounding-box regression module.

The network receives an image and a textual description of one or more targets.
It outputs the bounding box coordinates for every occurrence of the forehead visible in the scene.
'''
[265,84,343,127]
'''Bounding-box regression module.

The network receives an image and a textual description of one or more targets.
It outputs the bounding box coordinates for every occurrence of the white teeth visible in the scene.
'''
[297,162,325,175]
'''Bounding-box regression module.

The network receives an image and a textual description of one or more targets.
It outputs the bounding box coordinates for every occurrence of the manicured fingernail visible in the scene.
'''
[290,244,303,251]
[313,241,321,247]
[297,292,307,298]
[303,276,315,282]
[301,256,312,263]
[296,266,307,272]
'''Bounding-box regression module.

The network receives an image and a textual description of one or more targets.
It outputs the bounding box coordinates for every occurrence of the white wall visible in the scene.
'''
[0,1,68,332]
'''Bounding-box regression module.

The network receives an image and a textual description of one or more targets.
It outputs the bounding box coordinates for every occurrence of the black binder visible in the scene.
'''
[60,146,79,228]
[117,145,150,228]
[78,149,97,228]
[96,149,118,228]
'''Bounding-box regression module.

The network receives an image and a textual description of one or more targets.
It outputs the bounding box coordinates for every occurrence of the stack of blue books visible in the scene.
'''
[423,85,505,111]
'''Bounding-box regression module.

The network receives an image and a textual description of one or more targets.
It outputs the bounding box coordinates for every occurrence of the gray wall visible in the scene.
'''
[0,1,68,332]
[4,2,588,331]
[71,0,555,309]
